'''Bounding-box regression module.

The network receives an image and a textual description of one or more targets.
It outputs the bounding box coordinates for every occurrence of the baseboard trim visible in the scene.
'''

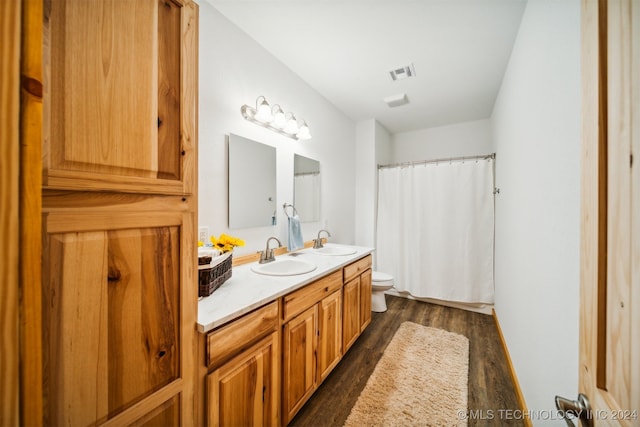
[492,309,533,427]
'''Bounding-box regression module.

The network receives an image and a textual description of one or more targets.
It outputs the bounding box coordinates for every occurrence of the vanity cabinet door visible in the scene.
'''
[342,277,361,353]
[359,268,372,332]
[317,290,343,382]
[207,332,280,427]
[282,305,317,424]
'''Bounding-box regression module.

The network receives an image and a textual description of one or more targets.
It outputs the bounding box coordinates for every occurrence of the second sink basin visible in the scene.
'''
[312,244,357,256]
[251,258,317,276]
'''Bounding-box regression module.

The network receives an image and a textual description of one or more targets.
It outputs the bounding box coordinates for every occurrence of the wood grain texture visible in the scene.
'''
[208,332,280,427]
[579,0,603,404]
[19,0,44,424]
[0,0,21,425]
[317,290,343,383]
[342,277,361,353]
[359,268,372,332]
[283,305,318,424]
[630,0,640,413]
[606,0,632,412]
[343,254,372,282]
[40,1,199,425]
[291,296,526,427]
[43,226,182,425]
[49,0,157,177]
[178,0,198,196]
[44,0,198,195]
[157,0,182,181]
[283,270,342,322]
[206,301,279,369]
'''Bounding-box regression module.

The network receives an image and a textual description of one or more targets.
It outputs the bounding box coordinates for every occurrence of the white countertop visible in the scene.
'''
[197,244,375,333]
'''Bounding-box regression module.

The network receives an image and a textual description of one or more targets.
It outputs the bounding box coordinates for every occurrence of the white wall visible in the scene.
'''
[198,3,357,255]
[354,119,391,250]
[391,119,493,163]
[491,0,580,422]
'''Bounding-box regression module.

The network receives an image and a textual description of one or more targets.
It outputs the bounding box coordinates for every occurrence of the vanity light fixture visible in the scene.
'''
[241,96,312,141]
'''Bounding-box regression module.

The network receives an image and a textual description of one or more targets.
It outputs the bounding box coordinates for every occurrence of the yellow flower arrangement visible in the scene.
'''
[210,233,245,253]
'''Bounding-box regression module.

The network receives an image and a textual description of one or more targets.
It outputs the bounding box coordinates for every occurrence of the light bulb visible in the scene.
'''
[297,121,311,140]
[272,106,286,129]
[254,98,273,123]
[284,114,299,134]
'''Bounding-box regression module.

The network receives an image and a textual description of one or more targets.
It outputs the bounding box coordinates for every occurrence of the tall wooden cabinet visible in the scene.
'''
[39,0,198,425]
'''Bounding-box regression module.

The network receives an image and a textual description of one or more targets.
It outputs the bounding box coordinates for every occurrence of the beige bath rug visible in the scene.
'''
[344,321,469,427]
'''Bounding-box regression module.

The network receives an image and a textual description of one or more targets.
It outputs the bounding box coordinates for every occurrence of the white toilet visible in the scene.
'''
[371,271,394,312]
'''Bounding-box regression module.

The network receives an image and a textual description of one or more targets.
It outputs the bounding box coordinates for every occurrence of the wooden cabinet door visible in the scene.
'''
[207,332,280,427]
[44,0,197,195]
[359,269,372,332]
[42,207,195,426]
[317,290,342,383]
[342,277,361,353]
[282,305,317,424]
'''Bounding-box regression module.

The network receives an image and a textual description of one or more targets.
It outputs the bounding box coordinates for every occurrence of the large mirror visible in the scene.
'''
[228,134,277,228]
[293,154,321,222]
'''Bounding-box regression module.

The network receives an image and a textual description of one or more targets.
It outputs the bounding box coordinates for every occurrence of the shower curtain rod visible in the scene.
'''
[377,153,495,170]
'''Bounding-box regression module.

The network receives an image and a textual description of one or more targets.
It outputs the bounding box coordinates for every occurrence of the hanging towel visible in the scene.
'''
[288,214,304,251]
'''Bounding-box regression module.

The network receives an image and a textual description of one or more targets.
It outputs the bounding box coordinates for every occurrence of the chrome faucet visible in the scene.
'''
[259,237,282,264]
[313,229,331,249]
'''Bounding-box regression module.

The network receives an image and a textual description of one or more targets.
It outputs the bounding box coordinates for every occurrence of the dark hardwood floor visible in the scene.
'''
[289,295,525,426]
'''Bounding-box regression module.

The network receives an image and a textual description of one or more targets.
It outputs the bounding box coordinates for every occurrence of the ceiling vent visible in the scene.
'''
[389,63,416,81]
[383,93,409,108]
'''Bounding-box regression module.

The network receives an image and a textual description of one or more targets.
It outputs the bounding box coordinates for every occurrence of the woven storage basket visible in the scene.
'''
[198,252,233,297]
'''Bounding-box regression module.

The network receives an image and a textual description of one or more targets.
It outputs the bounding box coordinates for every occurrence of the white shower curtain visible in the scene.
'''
[375,158,495,304]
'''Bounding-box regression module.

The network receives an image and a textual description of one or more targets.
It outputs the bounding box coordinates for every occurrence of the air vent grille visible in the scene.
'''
[389,63,416,81]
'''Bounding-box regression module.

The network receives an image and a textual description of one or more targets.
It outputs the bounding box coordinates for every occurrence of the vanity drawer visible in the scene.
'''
[343,255,372,283]
[283,270,342,322]
[206,301,279,369]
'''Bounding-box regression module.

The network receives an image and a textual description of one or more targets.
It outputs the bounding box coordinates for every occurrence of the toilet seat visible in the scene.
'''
[372,271,393,283]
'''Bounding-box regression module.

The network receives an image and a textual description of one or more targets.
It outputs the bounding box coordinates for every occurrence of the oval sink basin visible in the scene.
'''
[313,244,357,256]
[251,258,317,276]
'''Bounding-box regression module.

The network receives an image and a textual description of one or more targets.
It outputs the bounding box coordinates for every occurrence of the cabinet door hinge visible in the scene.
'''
[631,153,634,168]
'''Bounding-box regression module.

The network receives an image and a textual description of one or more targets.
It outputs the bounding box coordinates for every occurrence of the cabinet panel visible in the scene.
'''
[157,0,182,181]
[45,0,197,194]
[134,395,180,427]
[283,270,342,322]
[207,333,280,427]
[359,268,372,332]
[342,277,361,353]
[282,305,317,423]
[343,254,372,283]
[317,290,342,382]
[42,214,187,425]
[206,301,278,369]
